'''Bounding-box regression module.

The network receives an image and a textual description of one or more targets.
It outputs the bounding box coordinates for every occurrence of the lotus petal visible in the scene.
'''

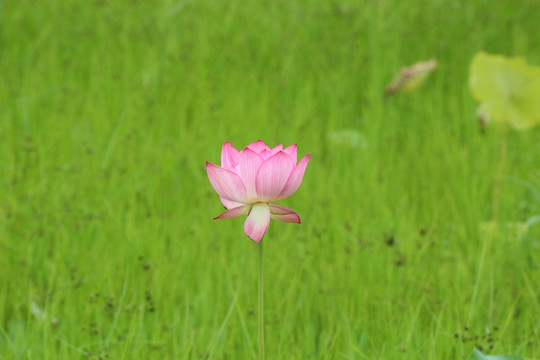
[215,205,251,219]
[206,162,248,203]
[221,142,239,170]
[247,140,271,154]
[283,144,297,162]
[269,205,301,223]
[238,148,264,200]
[278,154,311,199]
[244,203,270,243]
[220,197,246,210]
[255,152,295,201]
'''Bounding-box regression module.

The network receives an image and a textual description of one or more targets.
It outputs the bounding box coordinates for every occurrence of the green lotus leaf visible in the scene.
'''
[469,52,540,130]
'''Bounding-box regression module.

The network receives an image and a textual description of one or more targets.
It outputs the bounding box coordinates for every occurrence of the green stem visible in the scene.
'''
[469,126,508,321]
[491,124,508,222]
[258,241,265,360]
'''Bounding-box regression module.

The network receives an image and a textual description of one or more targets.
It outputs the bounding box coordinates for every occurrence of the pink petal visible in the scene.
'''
[277,154,311,200]
[255,151,295,202]
[247,140,270,154]
[238,148,264,199]
[265,144,283,159]
[283,144,297,163]
[221,142,239,170]
[206,162,248,203]
[243,203,270,243]
[215,205,251,219]
[258,149,271,160]
[271,144,283,152]
[269,205,301,223]
[220,197,244,210]
[256,143,283,160]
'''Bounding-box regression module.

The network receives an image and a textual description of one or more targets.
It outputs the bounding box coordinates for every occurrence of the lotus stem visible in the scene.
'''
[491,124,508,221]
[469,125,509,321]
[258,240,265,360]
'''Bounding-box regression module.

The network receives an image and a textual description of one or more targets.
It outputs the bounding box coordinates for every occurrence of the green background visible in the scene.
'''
[1,0,540,358]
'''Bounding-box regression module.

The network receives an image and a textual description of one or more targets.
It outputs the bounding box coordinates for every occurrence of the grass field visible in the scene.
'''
[2,0,540,359]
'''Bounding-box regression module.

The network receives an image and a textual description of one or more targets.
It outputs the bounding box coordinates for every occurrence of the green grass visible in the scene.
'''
[1,0,540,359]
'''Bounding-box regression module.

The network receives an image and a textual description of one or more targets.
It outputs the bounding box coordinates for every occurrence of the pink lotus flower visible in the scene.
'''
[206,140,311,243]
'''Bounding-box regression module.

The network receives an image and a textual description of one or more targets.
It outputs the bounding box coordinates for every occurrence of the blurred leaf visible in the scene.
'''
[526,214,540,227]
[328,129,368,149]
[385,59,437,95]
[469,52,540,130]
[7,319,27,357]
[30,301,47,322]
[469,348,524,360]
[479,220,529,243]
